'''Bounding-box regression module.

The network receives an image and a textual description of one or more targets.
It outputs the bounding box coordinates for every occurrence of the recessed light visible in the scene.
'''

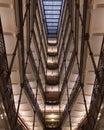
[51,118,54,121]
[0,114,4,119]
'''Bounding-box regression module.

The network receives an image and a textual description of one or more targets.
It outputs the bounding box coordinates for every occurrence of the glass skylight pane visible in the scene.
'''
[48,30,57,34]
[47,22,58,26]
[46,19,59,23]
[46,15,60,19]
[41,0,64,36]
[45,10,60,15]
[48,27,57,30]
[44,6,61,10]
[43,1,62,6]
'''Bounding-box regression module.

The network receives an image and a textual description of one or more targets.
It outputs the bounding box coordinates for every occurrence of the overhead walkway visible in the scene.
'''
[45,39,60,128]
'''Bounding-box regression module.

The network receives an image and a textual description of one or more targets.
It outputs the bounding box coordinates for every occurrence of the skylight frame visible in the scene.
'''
[41,0,64,37]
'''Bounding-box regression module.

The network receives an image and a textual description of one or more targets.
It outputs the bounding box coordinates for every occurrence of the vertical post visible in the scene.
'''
[0,18,16,129]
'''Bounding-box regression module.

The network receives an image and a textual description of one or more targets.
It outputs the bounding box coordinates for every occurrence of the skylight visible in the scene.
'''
[41,0,64,37]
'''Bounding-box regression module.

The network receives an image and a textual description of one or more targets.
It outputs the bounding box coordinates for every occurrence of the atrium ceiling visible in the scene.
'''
[0,0,104,130]
[41,0,63,37]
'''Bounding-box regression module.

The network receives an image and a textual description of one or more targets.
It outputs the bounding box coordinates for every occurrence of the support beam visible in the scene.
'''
[60,76,80,126]
[59,48,76,101]
[24,78,45,127]
[0,18,25,130]
[29,49,45,101]
[32,29,46,80]
[79,37,104,130]
[14,0,45,127]
[59,0,90,125]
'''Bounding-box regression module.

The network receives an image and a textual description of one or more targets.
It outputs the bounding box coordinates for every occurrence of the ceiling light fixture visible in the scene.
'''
[51,118,54,121]
[0,114,4,119]
[50,113,55,118]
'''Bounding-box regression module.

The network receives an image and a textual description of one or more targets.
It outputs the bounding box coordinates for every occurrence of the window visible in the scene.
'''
[41,0,64,37]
